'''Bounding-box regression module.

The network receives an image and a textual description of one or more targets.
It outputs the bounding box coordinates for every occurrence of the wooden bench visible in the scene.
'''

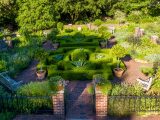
[137,77,153,91]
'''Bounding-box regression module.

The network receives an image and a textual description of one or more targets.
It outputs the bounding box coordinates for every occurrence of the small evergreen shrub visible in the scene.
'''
[57,22,64,30]
[94,19,103,26]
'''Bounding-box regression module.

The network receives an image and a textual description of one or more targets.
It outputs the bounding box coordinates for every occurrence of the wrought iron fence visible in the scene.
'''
[0,95,53,114]
[108,95,160,115]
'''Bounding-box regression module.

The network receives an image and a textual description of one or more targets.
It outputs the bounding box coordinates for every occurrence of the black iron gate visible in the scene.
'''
[0,95,53,114]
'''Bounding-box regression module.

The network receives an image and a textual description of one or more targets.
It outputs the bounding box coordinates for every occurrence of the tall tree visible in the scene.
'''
[17,0,57,33]
[0,0,17,28]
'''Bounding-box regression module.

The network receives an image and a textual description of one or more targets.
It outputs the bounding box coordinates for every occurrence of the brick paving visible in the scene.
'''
[65,81,95,120]
[15,60,38,84]
[122,56,153,84]
[13,115,56,120]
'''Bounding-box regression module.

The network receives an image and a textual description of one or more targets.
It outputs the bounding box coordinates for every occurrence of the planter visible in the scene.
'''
[100,41,107,48]
[53,43,59,49]
[36,70,46,80]
[5,40,13,48]
[57,85,64,91]
[113,68,124,78]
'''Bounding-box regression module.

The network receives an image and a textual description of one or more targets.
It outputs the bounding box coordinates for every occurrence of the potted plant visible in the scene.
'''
[36,63,47,80]
[53,39,59,49]
[112,45,127,78]
[47,28,60,49]
[4,35,13,48]
[48,76,65,91]
[93,74,112,94]
[100,39,107,48]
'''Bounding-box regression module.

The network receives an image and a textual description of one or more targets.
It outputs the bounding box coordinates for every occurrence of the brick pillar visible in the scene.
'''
[52,88,65,120]
[95,86,108,120]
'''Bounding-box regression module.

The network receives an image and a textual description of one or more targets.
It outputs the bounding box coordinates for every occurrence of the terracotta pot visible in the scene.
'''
[36,70,46,80]
[5,40,13,48]
[53,43,59,49]
[57,85,64,91]
[113,68,124,78]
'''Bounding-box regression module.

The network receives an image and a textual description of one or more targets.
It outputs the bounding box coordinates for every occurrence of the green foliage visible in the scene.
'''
[141,67,154,76]
[0,0,17,27]
[98,26,112,39]
[16,81,52,113]
[57,22,64,30]
[0,112,15,120]
[65,29,74,33]
[112,45,127,59]
[70,48,89,61]
[148,79,160,95]
[93,19,103,26]
[47,28,59,42]
[127,11,143,23]
[48,76,63,91]
[17,0,56,33]
[0,60,7,72]
[17,81,52,96]
[114,10,126,23]
[110,84,144,96]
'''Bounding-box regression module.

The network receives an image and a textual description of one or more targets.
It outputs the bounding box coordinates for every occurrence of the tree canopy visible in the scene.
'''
[0,0,159,31]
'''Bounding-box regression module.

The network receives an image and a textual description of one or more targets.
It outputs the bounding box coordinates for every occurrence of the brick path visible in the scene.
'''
[13,115,56,120]
[65,81,95,120]
[122,57,153,84]
[15,60,38,84]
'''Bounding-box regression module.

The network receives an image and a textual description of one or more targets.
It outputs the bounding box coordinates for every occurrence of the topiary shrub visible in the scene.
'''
[57,22,64,31]
[94,19,103,26]
[111,44,127,68]
[70,48,90,61]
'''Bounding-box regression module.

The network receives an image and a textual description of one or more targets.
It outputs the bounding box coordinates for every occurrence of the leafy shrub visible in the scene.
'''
[98,26,112,39]
[65,29,73,33]
[148,79,160,95]
[127,11,143,23]
[16,81,52,113]
[0,60,7,72]
[0,85,9,96]
[71,61,87,67]
[114,10,126,23]
[57,22,64,30]
[0,112,15,120]
[144,54,160,63]
[110,84,144,96]
[48,69,104,80]
[70,48,90,61]
[94,19,103,26]
[47,28,58,41]
[48,76,64,91]
[34,48,49,61]
[17,81,52,96]
[8,52,31,76]
[141,67,154,76]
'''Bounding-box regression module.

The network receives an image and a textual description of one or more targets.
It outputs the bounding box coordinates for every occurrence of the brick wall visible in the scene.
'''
[52,89,65,120]
[95,86,108,120]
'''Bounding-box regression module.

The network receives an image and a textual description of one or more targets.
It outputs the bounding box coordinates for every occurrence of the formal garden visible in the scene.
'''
[0,0,160,119]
